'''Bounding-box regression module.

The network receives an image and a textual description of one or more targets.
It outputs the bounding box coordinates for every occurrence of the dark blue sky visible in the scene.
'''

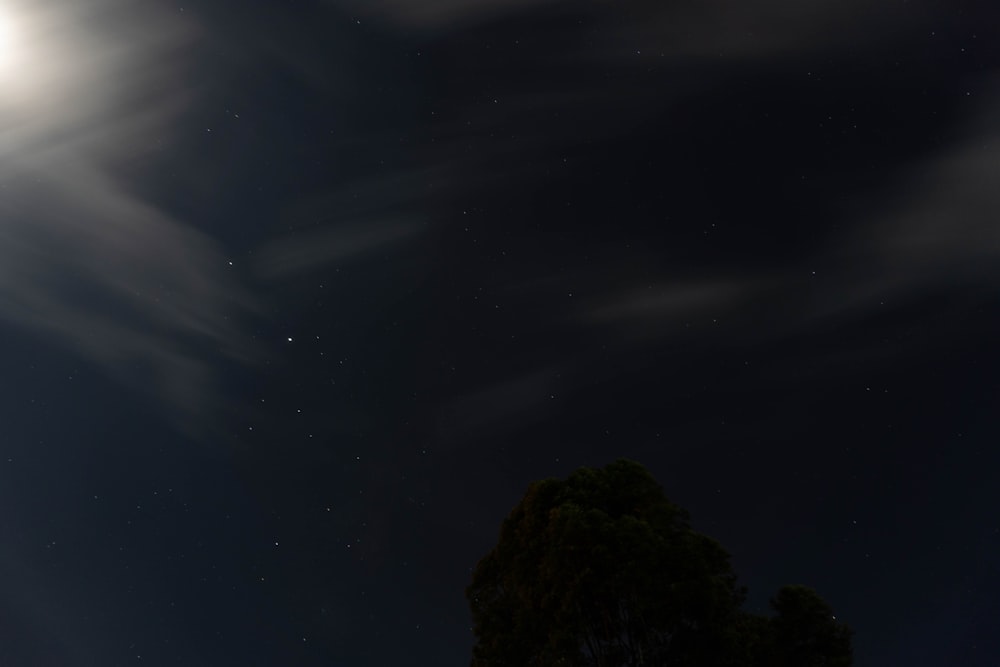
[0,0,998,664]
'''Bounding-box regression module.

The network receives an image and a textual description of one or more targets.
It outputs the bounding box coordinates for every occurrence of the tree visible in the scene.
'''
[766,585,854,667]
[466,459,853,667]
[466,459,746,666]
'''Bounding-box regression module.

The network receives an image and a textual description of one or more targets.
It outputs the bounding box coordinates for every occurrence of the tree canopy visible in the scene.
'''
[466,459,852,666]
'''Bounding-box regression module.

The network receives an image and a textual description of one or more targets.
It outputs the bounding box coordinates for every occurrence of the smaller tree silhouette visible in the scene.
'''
[767,585,854,667]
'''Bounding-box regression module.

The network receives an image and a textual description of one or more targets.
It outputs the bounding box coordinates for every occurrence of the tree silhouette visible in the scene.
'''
[767,585,854,667]
[466,459,852,666]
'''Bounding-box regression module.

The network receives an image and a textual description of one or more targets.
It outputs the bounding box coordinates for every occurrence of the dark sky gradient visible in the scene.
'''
[1,0,998,664]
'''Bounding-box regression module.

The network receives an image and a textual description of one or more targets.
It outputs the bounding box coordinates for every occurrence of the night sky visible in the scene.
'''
[0,0,998,664]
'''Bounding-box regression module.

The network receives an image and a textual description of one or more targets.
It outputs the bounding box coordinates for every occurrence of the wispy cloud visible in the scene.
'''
[254,218,424,280]
[798,82,1000,324]
[332,0,900,58]
[436,369,560,443]
[586,280,753,325]
[0,0,258,432]
[328,0,559,31]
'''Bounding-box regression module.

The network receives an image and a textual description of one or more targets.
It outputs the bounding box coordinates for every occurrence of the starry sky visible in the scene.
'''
[0,0,998,664]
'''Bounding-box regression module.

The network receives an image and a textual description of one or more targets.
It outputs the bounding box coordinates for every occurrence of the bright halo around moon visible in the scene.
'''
[0,5,37,97]
[0,0,195,159]
[0,3,98,117]
[0,10,17,66]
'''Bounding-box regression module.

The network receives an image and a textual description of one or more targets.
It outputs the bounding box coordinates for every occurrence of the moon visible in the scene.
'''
[0,0,195,166]
[0,11,16,66]
[0,4,83,117]
[0,6,31,92]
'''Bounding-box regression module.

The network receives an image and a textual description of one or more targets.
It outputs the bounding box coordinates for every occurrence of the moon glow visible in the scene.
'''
[0,12,15,65]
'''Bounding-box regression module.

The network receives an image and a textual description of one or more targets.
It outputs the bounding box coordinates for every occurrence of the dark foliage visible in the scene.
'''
[466,459,852,667]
